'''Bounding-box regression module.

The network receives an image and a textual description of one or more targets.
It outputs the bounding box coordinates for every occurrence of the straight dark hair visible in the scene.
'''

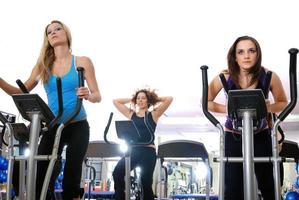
[227,35,262,87]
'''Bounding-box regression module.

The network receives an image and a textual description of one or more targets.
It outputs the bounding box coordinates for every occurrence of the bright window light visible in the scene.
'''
[194,162,208,180]
[119,142,128,153]
[24,148,30,157]
[135,166,141,174]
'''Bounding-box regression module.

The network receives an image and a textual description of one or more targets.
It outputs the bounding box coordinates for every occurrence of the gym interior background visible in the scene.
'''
[0,0,298,198]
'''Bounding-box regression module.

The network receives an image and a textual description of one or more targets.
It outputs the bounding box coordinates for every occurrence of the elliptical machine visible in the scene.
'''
[103,112,155,200]
[3,67,85,200]
[200,48,298,200]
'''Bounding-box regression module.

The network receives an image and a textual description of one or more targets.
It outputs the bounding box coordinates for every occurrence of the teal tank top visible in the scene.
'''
[44,56,87,124]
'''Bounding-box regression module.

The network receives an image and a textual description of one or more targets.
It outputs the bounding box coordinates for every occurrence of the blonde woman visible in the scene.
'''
[0,20,101,200]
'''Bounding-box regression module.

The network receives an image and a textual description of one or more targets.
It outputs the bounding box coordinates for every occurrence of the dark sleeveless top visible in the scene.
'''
[131,112,157,144]
[223,67,270,133]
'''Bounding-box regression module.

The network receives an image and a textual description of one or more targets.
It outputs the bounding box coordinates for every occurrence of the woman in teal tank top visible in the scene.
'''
[0,20,101,200]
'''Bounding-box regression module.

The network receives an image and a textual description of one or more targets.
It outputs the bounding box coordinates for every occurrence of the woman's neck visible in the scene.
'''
[137,108,148,117]
[54,46,71,60]
[238,71,255,88]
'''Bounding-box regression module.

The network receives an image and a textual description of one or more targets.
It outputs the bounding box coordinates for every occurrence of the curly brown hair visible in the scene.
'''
[131,89,160,108]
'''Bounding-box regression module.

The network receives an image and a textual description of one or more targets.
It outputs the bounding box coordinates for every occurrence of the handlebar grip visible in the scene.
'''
[278,48,298,121]
[200,65,220,126]
[63,67,85,126]
[104,112,114,144]
[77,67,85,87]
[56,78,63,115]
[49,78,63,128]
[16,79,29,93]
[84,159,96,181]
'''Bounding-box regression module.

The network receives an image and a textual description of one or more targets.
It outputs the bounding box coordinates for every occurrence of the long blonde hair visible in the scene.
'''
[35,20,72,83]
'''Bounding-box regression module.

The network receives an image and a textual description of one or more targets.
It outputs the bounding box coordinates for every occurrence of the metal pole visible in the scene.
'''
[272,120,282,200]
[6,124,14,200]
[27,113,41,199]
[125,148,131,200]
[205,159,210,200]
[40,124,64,200]
[19,160,26,200]
[242,111,256,200]
[157,158,162,199]
[217,124,225,200]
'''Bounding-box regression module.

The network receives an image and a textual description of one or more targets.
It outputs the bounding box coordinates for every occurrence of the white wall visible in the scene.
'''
[0,0,298,142]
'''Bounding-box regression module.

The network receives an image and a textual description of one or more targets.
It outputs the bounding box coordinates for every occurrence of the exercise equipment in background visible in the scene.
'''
[156,140,214,200]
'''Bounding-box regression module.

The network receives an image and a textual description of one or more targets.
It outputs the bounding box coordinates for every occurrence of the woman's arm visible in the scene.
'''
[152,96,173,121]
[0,78,21,95]
[268,71,288,113]
[76,56,101,103]
[112,98,133,119]
[0,65,39,95]
[208,74,226,113]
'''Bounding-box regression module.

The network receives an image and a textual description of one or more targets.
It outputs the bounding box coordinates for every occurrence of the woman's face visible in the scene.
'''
[136,92,148,109]
[46,22,68,47]
[235,39,258,71]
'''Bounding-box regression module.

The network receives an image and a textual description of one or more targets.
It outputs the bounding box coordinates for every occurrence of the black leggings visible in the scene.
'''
[113,146,157,200]
[36,120,90,200]
[224,129,278,200]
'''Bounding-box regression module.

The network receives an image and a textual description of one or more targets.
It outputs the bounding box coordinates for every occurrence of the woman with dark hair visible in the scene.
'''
[0,20,101,200]
[207,36,287,200]
[112,88,172,200]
